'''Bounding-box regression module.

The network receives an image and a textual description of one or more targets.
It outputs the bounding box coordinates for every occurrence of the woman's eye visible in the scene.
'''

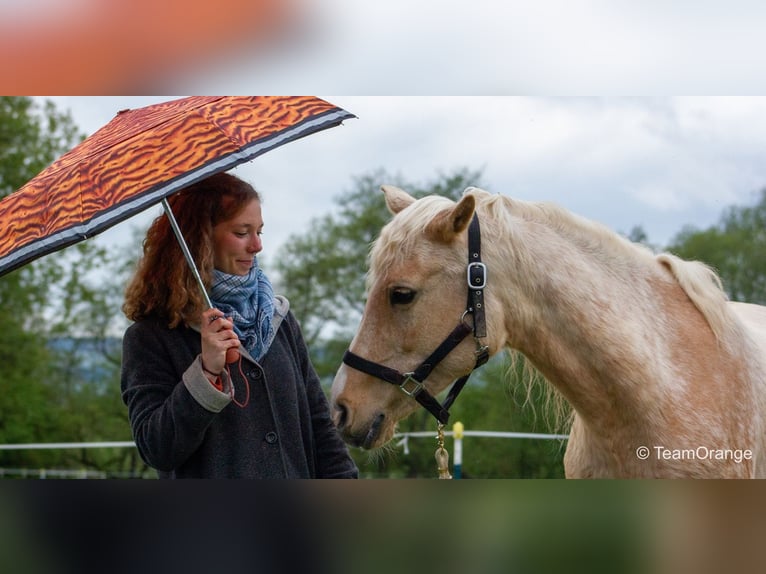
[390,288,416,306]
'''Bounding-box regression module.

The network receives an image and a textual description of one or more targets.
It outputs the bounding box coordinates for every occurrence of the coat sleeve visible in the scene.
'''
[287,314,359,478]
[120,320,231,472]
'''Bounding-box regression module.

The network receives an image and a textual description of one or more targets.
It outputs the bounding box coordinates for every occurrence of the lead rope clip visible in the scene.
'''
[435,423,452,480]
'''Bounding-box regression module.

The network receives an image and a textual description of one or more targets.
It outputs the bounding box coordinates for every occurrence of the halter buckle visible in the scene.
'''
[399,373,424,397]
[467,262,487,290]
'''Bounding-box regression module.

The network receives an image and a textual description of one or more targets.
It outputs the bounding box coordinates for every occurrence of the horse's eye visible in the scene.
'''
[390,288,416,306]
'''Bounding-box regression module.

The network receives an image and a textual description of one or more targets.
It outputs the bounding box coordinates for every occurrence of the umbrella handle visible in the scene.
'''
[226,348,240,364]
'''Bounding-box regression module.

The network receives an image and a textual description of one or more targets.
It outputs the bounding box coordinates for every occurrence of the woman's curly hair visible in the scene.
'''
[122,173,260,328]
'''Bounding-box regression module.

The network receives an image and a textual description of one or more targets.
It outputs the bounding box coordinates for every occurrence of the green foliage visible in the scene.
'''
[0,97,81,196]
[667,188,766,304]
[625,224,660,252]
[0,97,143,476]
[0,98,81,465]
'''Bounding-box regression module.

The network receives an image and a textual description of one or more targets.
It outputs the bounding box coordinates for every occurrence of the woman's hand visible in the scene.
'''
[200,308,241,375]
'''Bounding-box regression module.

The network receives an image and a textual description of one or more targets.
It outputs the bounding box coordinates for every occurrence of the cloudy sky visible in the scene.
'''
[6,1,766,94]
[45,96,766,269]
[172,0,766,95]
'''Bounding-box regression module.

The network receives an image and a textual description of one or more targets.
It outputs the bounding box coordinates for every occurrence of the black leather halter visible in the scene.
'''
[342,214,490,425]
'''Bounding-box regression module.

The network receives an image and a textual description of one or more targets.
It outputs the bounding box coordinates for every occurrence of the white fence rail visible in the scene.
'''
[0,441,142,479]
[0,428,569,478]
[393,426,569,478]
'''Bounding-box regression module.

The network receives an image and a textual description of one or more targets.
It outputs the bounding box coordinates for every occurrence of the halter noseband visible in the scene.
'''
[342,214,490,425]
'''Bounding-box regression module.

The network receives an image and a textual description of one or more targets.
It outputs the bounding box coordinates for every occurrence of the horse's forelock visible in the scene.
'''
[367,195,460,288]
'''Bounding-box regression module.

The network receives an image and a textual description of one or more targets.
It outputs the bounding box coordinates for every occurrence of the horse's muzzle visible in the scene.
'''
[363,413,386,450]
[333,399,386,449]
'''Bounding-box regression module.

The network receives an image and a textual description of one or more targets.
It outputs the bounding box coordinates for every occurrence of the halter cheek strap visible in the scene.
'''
[342,213,489,425]
[467,216,487,338]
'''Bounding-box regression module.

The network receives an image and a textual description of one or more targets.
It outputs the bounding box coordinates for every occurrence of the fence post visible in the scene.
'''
[452,421,464,479]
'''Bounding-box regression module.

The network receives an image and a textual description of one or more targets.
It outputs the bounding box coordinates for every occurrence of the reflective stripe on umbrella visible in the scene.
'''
[0,96,355,281]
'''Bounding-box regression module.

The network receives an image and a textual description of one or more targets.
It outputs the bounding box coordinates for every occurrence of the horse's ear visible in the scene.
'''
[381,185,416,215]
[425,195,476,243]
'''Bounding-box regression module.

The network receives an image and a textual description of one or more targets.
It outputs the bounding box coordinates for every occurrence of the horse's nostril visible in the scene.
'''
[334,402,348,430]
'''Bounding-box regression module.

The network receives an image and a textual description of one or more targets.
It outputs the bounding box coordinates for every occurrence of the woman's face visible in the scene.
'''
[212,199,263,275]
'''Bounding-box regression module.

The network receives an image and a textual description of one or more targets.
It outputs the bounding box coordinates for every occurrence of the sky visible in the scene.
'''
[5,2,766,94]
[177,1,766,95]
[45,96,766,270]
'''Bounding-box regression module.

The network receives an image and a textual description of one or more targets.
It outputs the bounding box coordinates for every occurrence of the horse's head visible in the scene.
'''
[331,185,494,449]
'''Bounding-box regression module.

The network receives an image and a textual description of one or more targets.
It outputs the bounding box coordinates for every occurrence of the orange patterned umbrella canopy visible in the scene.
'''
[0,96,355,277]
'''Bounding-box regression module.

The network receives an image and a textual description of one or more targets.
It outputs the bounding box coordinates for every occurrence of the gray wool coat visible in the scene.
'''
[120,299,358,479]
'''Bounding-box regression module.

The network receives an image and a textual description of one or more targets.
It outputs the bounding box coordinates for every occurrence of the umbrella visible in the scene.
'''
[0,96,355,298]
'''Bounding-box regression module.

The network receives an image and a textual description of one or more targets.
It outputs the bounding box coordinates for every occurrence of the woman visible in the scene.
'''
[121,173,358,478]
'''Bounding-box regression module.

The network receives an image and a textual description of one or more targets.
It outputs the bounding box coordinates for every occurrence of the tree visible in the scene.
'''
[0,98,84,332]
[0,97,140,474]
[667,189,766,304]
[625,224,660,252]
[0,98,84,457]
[0,98,81,196]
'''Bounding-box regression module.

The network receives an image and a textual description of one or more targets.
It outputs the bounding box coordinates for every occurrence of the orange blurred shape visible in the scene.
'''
[0,0,298,94]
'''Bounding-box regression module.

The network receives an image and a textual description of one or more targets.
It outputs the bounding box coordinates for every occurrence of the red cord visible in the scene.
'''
[225,355,250,408]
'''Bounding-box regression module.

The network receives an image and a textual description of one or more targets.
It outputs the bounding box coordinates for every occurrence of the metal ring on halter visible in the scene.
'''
[460,309,473,329]
[399,373,424,397]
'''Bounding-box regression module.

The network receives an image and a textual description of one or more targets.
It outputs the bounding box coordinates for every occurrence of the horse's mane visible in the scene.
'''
[371,188,739,347]
[468,188,739,345]
[468,188,744,432]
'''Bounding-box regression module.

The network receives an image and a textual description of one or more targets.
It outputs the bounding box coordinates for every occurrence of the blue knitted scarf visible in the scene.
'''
[209,262,276,362]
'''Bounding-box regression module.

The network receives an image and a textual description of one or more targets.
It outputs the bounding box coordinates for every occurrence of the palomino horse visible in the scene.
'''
[331,185,766,478]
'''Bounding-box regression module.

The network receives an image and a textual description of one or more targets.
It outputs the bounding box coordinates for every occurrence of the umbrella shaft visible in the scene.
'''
[161,198,213,310]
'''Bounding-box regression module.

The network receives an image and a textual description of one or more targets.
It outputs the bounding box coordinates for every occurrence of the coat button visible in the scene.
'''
[265,432,278,444]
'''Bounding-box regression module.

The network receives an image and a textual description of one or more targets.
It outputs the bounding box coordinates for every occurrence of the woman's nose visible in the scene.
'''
[248,234,262,254]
